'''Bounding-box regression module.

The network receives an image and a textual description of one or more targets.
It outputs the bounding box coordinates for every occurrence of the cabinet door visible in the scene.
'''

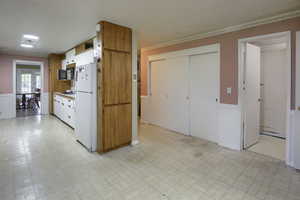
[75,49,94,66]
[103,50,132,105]
[103,104,132,151]
[53,96,58,116]
[62,59,67,70]
[101,21,132,53]
[65,99,75,127]
[66,49,76,65]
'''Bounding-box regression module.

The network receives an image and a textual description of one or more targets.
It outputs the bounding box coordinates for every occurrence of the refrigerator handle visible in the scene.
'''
[75,70,78,82]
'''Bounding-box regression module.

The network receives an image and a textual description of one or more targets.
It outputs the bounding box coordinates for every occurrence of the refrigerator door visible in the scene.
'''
[76,64,93,92]
[75,92,92,150]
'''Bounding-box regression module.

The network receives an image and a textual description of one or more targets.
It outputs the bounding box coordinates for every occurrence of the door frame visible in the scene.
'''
[238,31,291,164]
[13,59,45,117]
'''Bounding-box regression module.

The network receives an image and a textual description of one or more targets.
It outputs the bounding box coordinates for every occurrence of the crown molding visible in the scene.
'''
[141,10,300,52]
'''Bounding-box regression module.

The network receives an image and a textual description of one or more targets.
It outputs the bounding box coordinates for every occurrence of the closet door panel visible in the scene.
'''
[149,57,189,134]
[149,60,169,128]
[189,52,220,143]
[164,57,189,134]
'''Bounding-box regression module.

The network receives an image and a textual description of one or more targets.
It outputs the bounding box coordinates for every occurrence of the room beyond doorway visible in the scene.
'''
[239,32,291,162]
[13,60,45,118]
[16,64,41,117]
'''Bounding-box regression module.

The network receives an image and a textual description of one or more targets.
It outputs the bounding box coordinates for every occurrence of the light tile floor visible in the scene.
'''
[248,135,285,161]
[0,115,299,200]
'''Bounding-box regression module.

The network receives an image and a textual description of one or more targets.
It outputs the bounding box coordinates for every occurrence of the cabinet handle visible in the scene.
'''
[68,105,71,108]
[68,115,71,119]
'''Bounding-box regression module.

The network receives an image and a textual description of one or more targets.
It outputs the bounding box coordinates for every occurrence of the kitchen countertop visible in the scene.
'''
[54,92,75,99]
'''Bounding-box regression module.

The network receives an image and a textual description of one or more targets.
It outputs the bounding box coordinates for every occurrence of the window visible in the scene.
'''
[21,74,31,93]
[36,75,40,89]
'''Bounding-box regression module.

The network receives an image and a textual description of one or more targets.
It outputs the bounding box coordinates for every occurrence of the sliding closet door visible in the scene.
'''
[150,60,170,129]
[189,52,220,143]
[164,57,189,134]
[150,57,189,134]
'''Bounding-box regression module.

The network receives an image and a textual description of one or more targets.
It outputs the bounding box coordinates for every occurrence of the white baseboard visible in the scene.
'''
[0,93,14,119]
[131,140,140,146]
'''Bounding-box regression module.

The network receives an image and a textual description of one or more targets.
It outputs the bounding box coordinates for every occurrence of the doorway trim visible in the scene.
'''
[238,31,292,165]
[13,59,45,117]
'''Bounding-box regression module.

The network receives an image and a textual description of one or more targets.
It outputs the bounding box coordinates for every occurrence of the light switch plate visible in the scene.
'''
[226,87,232,96]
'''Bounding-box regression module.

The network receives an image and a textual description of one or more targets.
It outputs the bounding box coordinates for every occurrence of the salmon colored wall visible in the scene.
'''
[141,17,300,108]
[0,54,49,93]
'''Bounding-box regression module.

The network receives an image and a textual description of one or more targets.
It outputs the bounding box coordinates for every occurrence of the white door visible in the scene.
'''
[75,64,94,93]
[150,59,170,129]
[164,57,189,134]
[75,92,92,150]
[189,52,220,143]
[150,57,189,134]
[244,43,261,148]
[260,50,287,138]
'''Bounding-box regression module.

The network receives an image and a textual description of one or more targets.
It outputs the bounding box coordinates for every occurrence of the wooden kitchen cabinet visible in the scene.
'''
[103,50,132,105]
[97,21,132,153]
[66,48,76,65]
[48,54,71,114]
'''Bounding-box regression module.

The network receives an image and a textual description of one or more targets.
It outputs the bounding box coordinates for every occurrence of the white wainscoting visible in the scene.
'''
[141,96,243,150]
[217,104,242,150]
[293,111,300,169]
[41,92,49,115]
[0,93,49,119]
[140,96,151,124]
[0,93,14,119]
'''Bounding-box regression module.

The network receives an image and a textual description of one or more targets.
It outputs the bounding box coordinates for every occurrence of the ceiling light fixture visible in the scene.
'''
[21,44,34,48]
[23,34,39,40]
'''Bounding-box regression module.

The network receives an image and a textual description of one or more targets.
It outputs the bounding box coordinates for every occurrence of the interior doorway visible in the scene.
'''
[13,60,44,118]
[239,32,291,161]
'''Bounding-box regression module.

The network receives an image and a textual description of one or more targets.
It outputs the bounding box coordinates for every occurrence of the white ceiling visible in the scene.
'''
[0,0,299,57]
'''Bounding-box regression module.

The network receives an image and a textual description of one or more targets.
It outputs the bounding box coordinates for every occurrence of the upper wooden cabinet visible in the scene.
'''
[103,50,132,105]
[48,54,71,114]
[100,21,132,53]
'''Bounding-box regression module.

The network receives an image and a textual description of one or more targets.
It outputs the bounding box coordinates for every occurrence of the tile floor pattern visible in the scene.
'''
[0,115,300,200]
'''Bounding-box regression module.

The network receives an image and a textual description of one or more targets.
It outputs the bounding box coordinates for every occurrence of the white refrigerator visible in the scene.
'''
[74,63,97,152]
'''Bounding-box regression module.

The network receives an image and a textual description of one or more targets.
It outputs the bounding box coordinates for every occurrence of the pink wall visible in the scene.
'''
[141,17,300,108]
[0,54,49,93]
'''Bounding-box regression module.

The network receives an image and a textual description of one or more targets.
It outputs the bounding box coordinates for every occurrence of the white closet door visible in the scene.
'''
[150,57,189,134]
[261,50,287,137]
[164,57,189,134]
[150,60,169,129]
[244,43,261,148]
[189,52,220,143]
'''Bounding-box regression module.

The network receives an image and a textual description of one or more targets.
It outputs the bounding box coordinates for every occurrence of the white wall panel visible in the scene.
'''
[218,104,242,150]
[0,94,14,119]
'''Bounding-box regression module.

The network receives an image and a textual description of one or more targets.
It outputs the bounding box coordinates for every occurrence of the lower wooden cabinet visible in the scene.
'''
[102,104,132,152]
